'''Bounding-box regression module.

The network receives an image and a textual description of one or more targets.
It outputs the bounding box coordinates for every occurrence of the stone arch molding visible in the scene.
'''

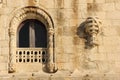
[9,6,57,73]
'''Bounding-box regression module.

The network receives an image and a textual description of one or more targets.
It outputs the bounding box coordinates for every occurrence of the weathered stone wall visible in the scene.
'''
[0,0,120,79]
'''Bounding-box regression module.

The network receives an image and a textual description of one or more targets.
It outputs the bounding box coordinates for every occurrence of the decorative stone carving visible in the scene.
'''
[28,0,40,6]
[84,17,101,48]
[0,0,7,8]
[33,0,39,4]
[9,6,57,73]
[46,28,58,73]
[8,28,16,73]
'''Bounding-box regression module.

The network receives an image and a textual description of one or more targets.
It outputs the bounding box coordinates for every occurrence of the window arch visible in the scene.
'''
[18,19,47,48]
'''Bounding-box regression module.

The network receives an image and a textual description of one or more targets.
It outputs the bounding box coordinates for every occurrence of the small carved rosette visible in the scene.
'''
[84,17,101,48]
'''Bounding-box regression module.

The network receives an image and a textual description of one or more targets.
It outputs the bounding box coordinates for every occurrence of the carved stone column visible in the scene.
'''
[46,28,57,73]
[8,28,16,73]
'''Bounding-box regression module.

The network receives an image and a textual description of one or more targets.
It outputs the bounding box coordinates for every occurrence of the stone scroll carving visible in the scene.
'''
[78,17,102,48]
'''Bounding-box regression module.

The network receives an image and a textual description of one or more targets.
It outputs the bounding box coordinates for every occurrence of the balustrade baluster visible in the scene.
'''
[16,48,46,63]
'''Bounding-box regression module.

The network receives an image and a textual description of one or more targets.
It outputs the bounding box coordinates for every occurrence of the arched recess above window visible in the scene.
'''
[18,19,47,48]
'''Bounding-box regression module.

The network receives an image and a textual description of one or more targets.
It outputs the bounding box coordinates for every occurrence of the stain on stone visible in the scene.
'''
[72,0,78,13]
[71,0,79,20]
[28,77,35,80]
[28,0,35,5]
[57,10,64,25]
[57,28,63,36]
[73,36,80,45]
[87,0,98,12]
[82,74,91,80]
[56,0,65,26]
[116,27,120,36]
[57,0,64,9]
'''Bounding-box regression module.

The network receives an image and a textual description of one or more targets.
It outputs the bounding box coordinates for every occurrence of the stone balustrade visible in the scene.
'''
[16,48,47,63]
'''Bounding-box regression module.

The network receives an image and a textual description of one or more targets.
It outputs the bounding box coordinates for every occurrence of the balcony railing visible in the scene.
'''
[16,48,47,63]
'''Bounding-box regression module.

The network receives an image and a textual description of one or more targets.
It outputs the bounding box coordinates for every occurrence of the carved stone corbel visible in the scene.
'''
[84,17,102,48]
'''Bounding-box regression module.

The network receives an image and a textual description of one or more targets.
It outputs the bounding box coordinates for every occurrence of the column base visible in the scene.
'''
[8,67,16,73]
[45,63,58,73]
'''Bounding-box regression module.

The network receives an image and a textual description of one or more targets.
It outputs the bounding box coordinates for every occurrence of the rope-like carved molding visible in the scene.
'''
[10,6,54,32]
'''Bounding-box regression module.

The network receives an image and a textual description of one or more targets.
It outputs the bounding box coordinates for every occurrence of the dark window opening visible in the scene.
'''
[18,19,47,48]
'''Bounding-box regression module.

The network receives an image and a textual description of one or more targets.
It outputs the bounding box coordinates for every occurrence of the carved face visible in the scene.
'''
[85,17,100,36]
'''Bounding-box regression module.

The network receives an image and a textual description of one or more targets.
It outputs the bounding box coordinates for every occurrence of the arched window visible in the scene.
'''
[9,7,57,73]
[16,19,47,64]
[18,19,47,48]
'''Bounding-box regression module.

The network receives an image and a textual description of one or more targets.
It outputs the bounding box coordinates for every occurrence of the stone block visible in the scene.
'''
[1,47,9,56]
[61,54,70,63]
[93,12,106,19]
[63,63,74,71]
[55,0,64,9]
[63,26,74,36]
[79,0,87,4]
[57,9,70,26]
[73,35,82,45]
[64,0,72,8]
[106,11,118,23]
[0,40,9,48]
[51,77,65,80]
[69,19,79,27]
[0,63,7,72]
[40,0,55,8]
[103,3,115,11]
[105,0,115,3]
[7,0,23,7]
[48,9,58,20]
[0,8,13,14]
[87,0,94,3]
[110,20,120,26]
[115,0,120,3]
[57,63,66,70]
[86,0,106,3]
[115,2,120,10]
[0,28,6,40]
[78,4,87,18]
[65,9,79,19]
[0,55,8,63]
[95,0,105,3]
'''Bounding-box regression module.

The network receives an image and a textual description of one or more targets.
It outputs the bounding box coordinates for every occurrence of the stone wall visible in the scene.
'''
[0,0,120,79]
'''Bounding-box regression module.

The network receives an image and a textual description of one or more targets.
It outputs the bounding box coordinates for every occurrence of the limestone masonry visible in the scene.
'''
[0,0,120,80]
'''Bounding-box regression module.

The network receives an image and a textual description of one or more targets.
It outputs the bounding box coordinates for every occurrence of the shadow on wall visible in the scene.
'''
[77,21,86,39]
[77,20,88,49]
